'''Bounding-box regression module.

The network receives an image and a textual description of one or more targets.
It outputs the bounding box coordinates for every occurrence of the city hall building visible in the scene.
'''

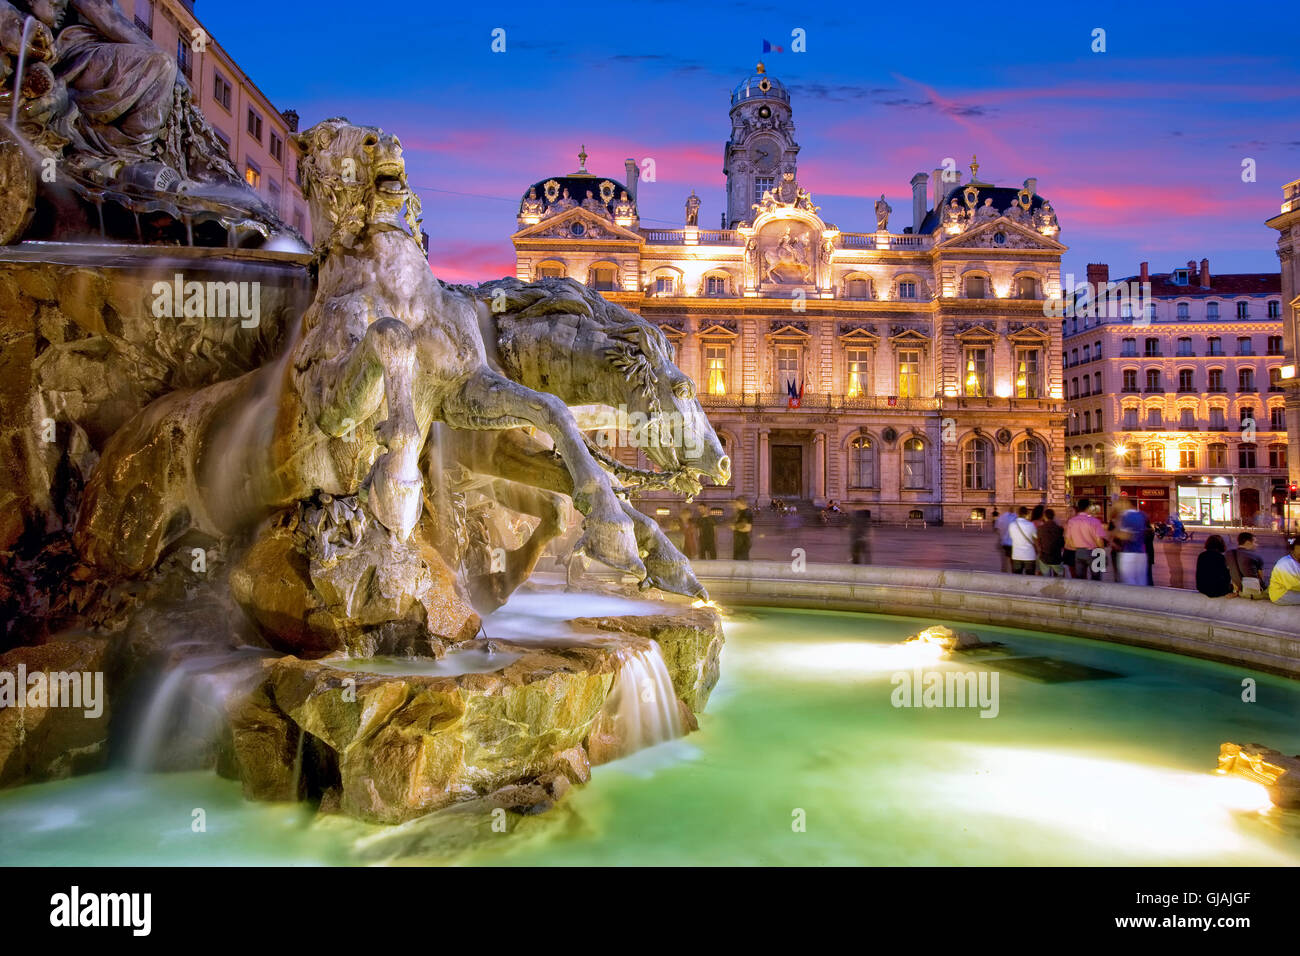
[511,65,1069,524]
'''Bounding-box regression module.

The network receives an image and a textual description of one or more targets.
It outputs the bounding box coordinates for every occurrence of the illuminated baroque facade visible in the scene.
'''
[511,65,1068,523]
[1265,179,1300,526]
[1062,259,1285,526]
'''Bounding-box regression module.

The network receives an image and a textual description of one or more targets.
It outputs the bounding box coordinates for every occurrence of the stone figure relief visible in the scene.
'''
[973,198,999,223]
[759,224,813,283]
[519,186,544,218]
[1034,200,1059,233]
[941,198,970,231]
[612,189,635,219]
[581,189,610,218]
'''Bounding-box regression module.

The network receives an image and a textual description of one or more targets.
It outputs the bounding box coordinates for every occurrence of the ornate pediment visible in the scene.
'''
[767,320,811,339]
[1007,320,1050,341]
[698,320,739,338]
[889,325,930,345]
[939,217,1064,252]
[838,322,879,343]
[955,322,997,340]
[513,207,642,242]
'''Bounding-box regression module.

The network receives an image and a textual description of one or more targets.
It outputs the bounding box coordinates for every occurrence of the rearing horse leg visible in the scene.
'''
[442,369,645,579]
[305,317,423,540]
[453,428,706,600]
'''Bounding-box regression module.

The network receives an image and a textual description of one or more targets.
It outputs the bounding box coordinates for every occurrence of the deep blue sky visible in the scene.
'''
[195,0,1300,283]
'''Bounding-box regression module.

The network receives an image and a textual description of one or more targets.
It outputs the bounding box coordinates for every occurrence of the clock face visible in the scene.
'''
[749,137,779,172]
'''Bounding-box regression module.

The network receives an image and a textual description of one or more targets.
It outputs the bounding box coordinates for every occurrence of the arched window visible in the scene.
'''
[902,437,927,489]
[844,275,872,299]
[849,437,876,488]
[1178,443,1197,469]
[1092,444,1105,471]
[963,436,993,490]
[1239,367,1255,391]
[1016,275,1039,299]
[965,274,987,299]
[1147,443,1165,470]
[588,265,617,291]
[1016,437,1047,489]
[535,260,565,279]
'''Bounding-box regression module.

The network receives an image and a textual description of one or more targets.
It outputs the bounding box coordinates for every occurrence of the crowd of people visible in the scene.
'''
[665,497,754,562]
[989,496,1300,605]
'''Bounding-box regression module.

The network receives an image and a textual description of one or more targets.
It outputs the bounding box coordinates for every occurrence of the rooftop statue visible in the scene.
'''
[0,0,294,245]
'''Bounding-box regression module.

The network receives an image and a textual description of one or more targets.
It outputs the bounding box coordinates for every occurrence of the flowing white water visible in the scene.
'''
[10,16,35,128]
[128,648,269,772]
[599,644,684,757]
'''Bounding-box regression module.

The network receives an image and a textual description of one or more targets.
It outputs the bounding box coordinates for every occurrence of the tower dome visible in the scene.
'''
[731,62,790,106]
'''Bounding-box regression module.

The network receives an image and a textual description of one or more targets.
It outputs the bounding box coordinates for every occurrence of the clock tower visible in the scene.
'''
[724,63,799,228]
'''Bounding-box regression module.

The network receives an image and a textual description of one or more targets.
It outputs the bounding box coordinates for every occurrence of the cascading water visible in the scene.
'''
[596,644,684,759]
[128,647,270,772]
[9,16,35,128]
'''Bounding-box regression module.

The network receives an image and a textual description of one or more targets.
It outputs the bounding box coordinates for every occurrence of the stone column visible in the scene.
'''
[813,432,827,505]
[680,315,700,388]
[758,428,771,506]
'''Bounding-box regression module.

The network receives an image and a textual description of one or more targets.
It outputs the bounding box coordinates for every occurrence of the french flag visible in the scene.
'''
[761,39,784,53]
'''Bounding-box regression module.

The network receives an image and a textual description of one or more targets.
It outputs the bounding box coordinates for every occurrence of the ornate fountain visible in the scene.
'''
[0,1,726,835]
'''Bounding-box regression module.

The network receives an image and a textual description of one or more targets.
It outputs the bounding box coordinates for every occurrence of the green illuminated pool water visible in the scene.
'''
[2,607,1298,866]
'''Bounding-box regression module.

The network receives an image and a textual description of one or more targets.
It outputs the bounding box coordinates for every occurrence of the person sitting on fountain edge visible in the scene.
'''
[1268,537,1300,605]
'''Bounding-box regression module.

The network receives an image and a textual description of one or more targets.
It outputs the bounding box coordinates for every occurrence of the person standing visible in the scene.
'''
[1195,535,1236,598]
[1227,532,1267,599]
[1112,497,1149,586]
[680,507,698,560]
[732,496,753,560]
[1144,523,1156,586]
[695,503,717,560]
[1008,506,1038,574]
[850,509,872,565]
[1268,538,1300,604]
[1064,498,1106,580]
[1036,508,1066,577]
[993,506,1016,573]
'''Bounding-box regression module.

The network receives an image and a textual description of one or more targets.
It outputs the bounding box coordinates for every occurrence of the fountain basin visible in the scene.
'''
[2,605,1298,866]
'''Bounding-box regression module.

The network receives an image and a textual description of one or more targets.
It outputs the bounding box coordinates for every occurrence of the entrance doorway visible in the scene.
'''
[1240,488,1260,525]
[770,444,803,498]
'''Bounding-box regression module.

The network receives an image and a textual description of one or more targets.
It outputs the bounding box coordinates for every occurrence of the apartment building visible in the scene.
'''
[121,0,311,241]
[1062,259,1285,526]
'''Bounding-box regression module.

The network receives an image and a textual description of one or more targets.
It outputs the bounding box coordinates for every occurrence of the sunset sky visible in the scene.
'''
[199,0,1300,285]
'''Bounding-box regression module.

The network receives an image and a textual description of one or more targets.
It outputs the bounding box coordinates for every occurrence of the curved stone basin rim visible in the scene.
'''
[678,560,1300,680]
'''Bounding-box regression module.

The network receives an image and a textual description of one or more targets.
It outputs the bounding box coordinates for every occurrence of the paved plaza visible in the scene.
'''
[687,512,1289,591]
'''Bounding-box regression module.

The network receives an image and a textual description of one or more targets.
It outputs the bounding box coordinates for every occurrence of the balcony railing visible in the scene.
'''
[698,393,941,411]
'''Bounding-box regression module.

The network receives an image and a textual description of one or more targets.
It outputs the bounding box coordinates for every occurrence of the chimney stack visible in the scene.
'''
[1086,263,1109,294]
[932,167,944,207]
[624,158,639,202]
[1140,262,1149,283]
[1200,257,1211,288]
[911,172,929,234]
[281,109,300,133]
[1187,260,1198,285]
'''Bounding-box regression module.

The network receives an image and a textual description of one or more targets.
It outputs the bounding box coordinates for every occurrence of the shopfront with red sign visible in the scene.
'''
[1119,484,1170,522]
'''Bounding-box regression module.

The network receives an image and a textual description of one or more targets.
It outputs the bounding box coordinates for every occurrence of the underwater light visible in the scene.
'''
[1216,742,1300,810]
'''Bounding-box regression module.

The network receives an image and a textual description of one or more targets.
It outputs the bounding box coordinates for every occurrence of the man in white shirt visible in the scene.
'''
[993,507,1016,573]
[1008,506,1039,575]
[1268,538,1300,605]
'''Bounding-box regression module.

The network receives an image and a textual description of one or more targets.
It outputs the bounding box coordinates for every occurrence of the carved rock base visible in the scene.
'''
[229,509,479,660]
